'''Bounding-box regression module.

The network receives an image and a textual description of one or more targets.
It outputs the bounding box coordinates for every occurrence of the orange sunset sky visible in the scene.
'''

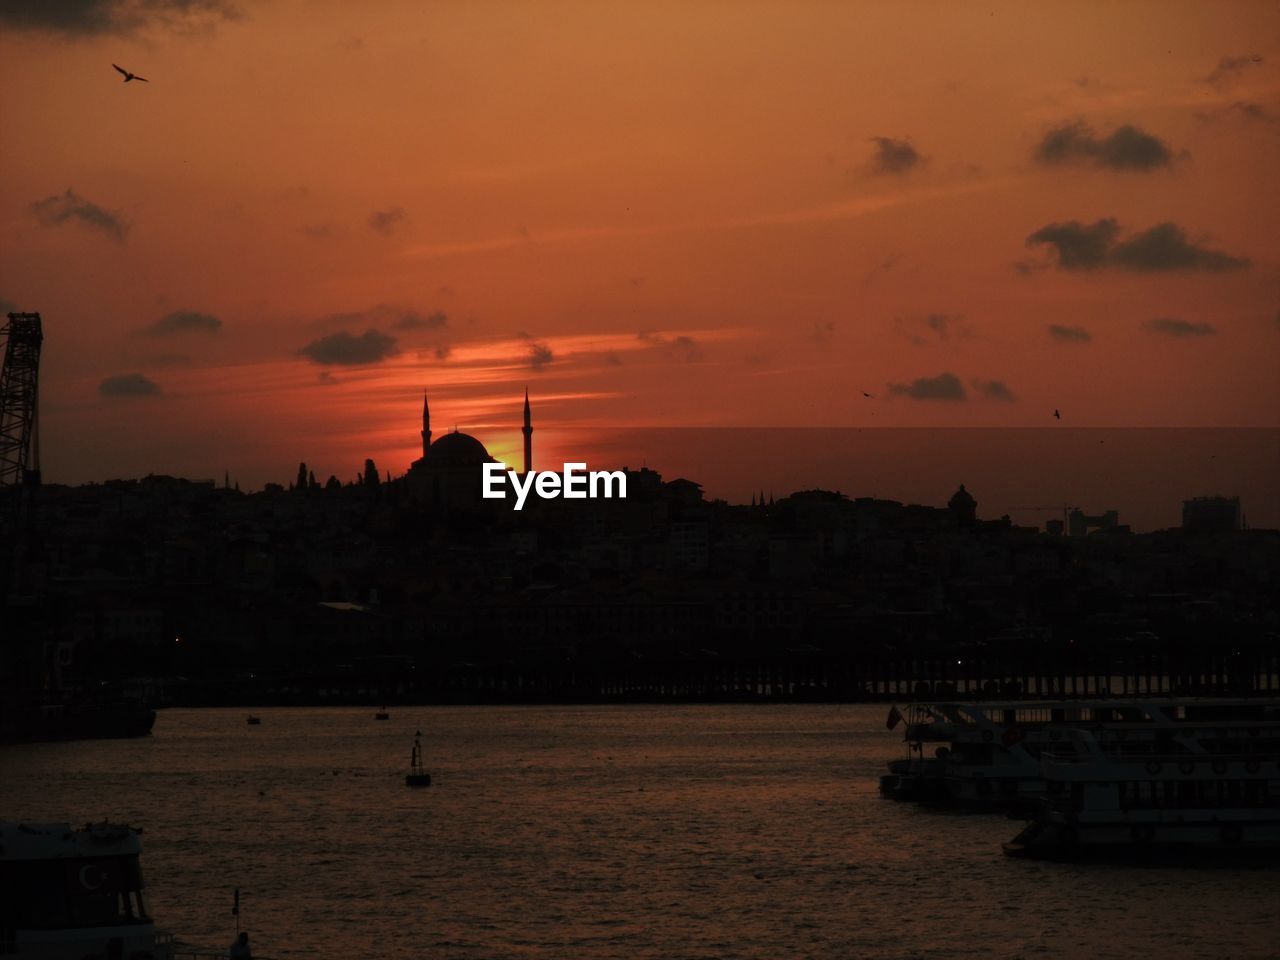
[1,1,1277,494]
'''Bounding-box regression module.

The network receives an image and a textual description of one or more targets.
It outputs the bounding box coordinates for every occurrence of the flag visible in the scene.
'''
[886,705,902,730]
[232,888,239,916]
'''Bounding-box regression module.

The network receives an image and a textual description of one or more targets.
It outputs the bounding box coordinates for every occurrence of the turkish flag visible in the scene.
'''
[886,705,903,730]
[68,859,119,895]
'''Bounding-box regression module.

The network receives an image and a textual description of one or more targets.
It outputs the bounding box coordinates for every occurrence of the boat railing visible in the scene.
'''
[1045,750,1279,766]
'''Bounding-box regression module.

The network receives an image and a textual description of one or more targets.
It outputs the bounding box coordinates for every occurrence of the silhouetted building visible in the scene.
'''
[1069,508,1120,537]
[405,389,528,509]
[948,484,977,526]
[1182,495,1241,534]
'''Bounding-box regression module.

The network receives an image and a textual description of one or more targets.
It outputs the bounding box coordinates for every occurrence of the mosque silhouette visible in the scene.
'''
[405,389,533,508]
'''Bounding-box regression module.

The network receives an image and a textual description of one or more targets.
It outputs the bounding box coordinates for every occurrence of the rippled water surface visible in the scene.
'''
[2,705,1277,958]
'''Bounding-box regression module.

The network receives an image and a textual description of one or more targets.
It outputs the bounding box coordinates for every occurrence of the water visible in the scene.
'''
[2,705,1277,959]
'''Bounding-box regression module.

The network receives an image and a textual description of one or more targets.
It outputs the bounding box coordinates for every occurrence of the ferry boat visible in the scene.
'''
[880,697,1280,810]
[0,821,175,959]
[1003,728,1280,860]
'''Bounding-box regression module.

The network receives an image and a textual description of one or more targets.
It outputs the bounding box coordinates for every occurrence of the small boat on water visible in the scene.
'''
[0,820,177,958]
[406,730,431,787]
[246,715,261,726]
[1003,727,1280,861]
[375,708,390,720]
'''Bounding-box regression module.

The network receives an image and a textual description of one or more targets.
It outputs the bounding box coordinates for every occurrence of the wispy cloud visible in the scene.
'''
[1145,318,1216,337]
[402,181,994,263]
[887,372,966,401]
[0,0,240,37]
[637,331,705,362]
[299,329,400,366]
[975,379,1015,401]
[30,189,128,243]
[369,207,406,236]
[1201,54,1264,87]
[522,338,554,371]
[868,136,923,174]
[143,309,221,336]
[1047,324,1091,343]
[100,372,161,397]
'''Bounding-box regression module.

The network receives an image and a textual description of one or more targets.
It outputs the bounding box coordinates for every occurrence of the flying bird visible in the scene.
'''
[113,64,148,83]
[1053,409,1061,420]
[862,391,874,399]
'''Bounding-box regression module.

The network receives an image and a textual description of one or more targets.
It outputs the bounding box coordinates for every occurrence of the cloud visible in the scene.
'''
[862,254,900,284]
[1025,218,1248,272]
[369,207,406,236]
[1194,101,1275,126]
[868,137,922,174]
[99,372,160,397]
[1047,324,1092,343]
[524,343,555,371]
[669,335,704,361]
[976,379,1015,401]
[30,188,128,242]
[0,0,240,36]
[1024,219,1118,269]
[0,297,16,314]
[637,330,705,361]
[317,303,447,335]
[1145,318,1216,337]
[1112,223,1249,272]
[1034,120,1174,171]
[299,329,399,365]
[895,312,966,346]
[143,309,221,336]
[316,305,449,358]
[925,313,951,340]
[811,321,836,344]
[1202,54,1264,86]
[887,372,966,401]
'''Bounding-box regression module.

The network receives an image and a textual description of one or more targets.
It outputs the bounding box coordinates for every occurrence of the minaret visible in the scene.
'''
[421,389,432,457]
[522,387,533,475]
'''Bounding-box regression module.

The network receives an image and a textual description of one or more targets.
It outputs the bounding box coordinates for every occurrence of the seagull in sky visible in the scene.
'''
[113,64,148,83]
[862,391,874,398]
[1053,409,1061,420]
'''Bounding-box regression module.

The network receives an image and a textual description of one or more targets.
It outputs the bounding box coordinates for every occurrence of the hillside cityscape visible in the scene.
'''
[3,450,1275,719]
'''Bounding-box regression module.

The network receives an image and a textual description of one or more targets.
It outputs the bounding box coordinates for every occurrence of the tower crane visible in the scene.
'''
[0,311,43,489]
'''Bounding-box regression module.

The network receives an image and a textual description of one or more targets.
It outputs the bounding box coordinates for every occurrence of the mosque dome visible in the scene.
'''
[426,430,491,467]
[948,484,976,509]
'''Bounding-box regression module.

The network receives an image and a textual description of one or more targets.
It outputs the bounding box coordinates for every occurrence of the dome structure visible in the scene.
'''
[425,430,492,467]
[948,483,977,525]
[406,391,521,510]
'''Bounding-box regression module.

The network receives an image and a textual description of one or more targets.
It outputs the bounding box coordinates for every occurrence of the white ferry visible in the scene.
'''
[880,697,1280,809]
[1003,728,1280,860]
[0,821,175,959]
